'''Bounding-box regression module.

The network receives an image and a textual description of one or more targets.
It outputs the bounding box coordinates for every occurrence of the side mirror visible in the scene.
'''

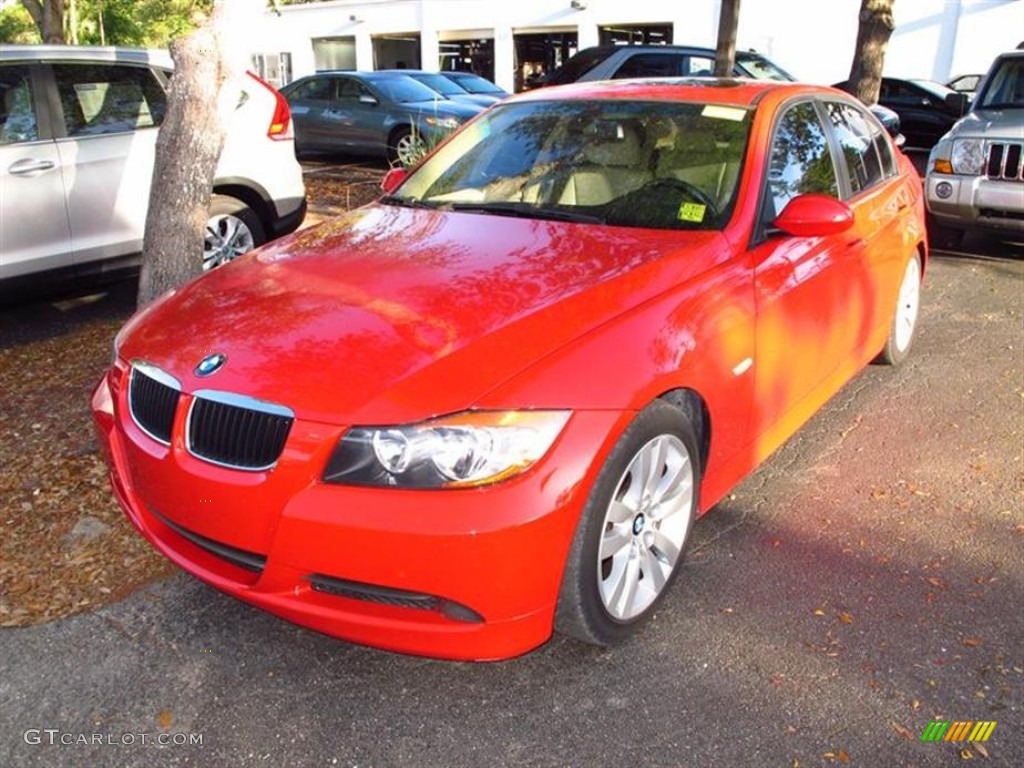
[945,92,969,116]
[774,194,854,237]
[359,94,379,106]
[381,167,409,194]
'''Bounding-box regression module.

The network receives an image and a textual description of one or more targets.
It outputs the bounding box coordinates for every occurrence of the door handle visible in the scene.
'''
[9,158,56,175]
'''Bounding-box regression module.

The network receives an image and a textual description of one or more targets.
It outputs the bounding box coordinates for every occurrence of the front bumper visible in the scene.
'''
[91,366,626,660]
[925,173,1024,234]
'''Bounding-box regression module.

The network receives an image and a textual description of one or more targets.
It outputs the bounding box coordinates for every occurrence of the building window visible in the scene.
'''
[313,37,357,72]
[598,24,673,46]
[252,52,293,88]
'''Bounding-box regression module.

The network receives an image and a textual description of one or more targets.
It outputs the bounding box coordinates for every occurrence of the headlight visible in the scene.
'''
[323,410,571,489]
[424,115,461,131]
[950,139,985,175]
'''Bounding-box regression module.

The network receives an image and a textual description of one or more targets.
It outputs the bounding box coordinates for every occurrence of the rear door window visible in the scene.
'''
[52,63,166,137]
[824,101,890,195]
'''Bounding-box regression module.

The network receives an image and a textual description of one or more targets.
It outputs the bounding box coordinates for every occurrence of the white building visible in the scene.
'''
[247,0,1024,92]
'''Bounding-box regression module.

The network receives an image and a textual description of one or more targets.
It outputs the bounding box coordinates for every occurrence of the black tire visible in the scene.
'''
[204,195,266,270]
[927,214,964,251]
[555,399,701,646]
[877,252,923,366]
[386,126,425,168]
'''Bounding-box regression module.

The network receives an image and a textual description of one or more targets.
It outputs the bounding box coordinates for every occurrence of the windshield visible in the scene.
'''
[411,73,464,96]
[547,48,613,85]
[369,75,448,104]
[386,99,753,231]
[909,79,956,99]
[450,73,504,94]
[975,57,1024,109]
[735,53,795,81]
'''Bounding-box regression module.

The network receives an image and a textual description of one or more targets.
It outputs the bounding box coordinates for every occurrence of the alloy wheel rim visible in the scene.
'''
[204,214,255,270]
[396,134,425,167]
[598,434,693,621]
[895,256,921,352]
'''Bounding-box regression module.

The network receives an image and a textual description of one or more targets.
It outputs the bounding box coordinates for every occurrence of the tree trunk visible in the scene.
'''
[21,0,66,44]
[66,0,77,45]
[136,0,258,307]
[847,0,896,105]
[713,0,742,77]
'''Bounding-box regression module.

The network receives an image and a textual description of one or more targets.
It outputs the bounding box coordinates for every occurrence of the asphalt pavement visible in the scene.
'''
[1,236,1022,767]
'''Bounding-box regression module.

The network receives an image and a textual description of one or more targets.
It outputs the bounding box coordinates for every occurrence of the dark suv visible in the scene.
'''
[544,45,796,86]
[541,44,903,141]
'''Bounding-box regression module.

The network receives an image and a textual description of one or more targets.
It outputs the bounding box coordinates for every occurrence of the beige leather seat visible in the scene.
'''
[558,122,650,205]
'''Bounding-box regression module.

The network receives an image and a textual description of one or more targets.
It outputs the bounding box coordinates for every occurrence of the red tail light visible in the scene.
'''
[246,71,293,141]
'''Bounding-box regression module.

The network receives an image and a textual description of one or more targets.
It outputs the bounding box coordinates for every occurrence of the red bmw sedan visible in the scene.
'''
[93,79,927,660]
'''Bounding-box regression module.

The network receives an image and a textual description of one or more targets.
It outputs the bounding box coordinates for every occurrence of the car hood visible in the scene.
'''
[949,108,1024,140]
[119,204,725,424]
[399,98,481,119]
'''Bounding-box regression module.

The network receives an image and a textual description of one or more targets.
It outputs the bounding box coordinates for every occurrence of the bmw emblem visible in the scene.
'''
[195,353,227,377]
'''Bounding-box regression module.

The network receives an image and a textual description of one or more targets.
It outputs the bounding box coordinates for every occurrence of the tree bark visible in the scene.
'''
[713,0,742,77]
[136,0,257,307]
[21,0,66,44]
[847,0,896,105]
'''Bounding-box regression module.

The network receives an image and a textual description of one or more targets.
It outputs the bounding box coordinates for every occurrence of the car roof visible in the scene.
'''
[507,77,828,107]
[0,44,172,69]
[573,44,767,58]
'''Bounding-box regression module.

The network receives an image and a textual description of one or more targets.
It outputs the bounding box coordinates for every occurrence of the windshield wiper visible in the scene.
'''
[447,202,605,224]
[380,195,438,209]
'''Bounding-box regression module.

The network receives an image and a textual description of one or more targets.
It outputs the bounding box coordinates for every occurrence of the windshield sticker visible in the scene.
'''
[678,202,707,223]
[701,105,747,122]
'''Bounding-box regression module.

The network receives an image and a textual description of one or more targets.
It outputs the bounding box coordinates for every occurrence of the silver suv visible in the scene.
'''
[925,50,1024,248]
[0,46,307,291]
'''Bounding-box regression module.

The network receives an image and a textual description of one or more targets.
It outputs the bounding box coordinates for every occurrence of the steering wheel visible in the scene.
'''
[642,178,720,221]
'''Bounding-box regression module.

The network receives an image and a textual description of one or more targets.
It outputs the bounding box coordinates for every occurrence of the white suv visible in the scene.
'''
[0,45,306,290]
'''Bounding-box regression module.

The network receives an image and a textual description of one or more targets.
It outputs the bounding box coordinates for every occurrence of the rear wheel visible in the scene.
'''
[204,195,266,270]
[556,400,700,646]
[878,252,922,366]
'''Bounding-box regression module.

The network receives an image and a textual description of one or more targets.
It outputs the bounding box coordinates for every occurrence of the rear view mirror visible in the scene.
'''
[774,194,854,237]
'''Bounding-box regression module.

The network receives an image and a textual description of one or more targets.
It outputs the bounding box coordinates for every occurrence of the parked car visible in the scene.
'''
[378,69,500,108]
[925,50,1024,247]
[946,73,981,100]
[835,77,969,149]
[438,71,509,103]
[0,45,306,290]
[543,44,905,143]
[280,71,483,165]
[94,79,927,661]
[544,44,797,85]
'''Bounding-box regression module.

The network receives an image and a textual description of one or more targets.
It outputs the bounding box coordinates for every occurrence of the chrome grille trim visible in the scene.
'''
[127,361,181,446]
[986,142,1024,181]
[185,389,294,471]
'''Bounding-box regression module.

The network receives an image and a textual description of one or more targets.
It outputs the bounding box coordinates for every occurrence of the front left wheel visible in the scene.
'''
[556,400,700,646]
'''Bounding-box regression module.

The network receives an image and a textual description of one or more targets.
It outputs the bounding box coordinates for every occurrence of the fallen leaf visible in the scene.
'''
[891,721,913,740]
[975,744,989,758]
[911,699,921,711]
[961,636,984,647]
[961,747,974,760]
[157,709,173,729]
[838,612,853,625]
[838,749,850,764]
[927,576,948,590]
[813,608,826,616]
